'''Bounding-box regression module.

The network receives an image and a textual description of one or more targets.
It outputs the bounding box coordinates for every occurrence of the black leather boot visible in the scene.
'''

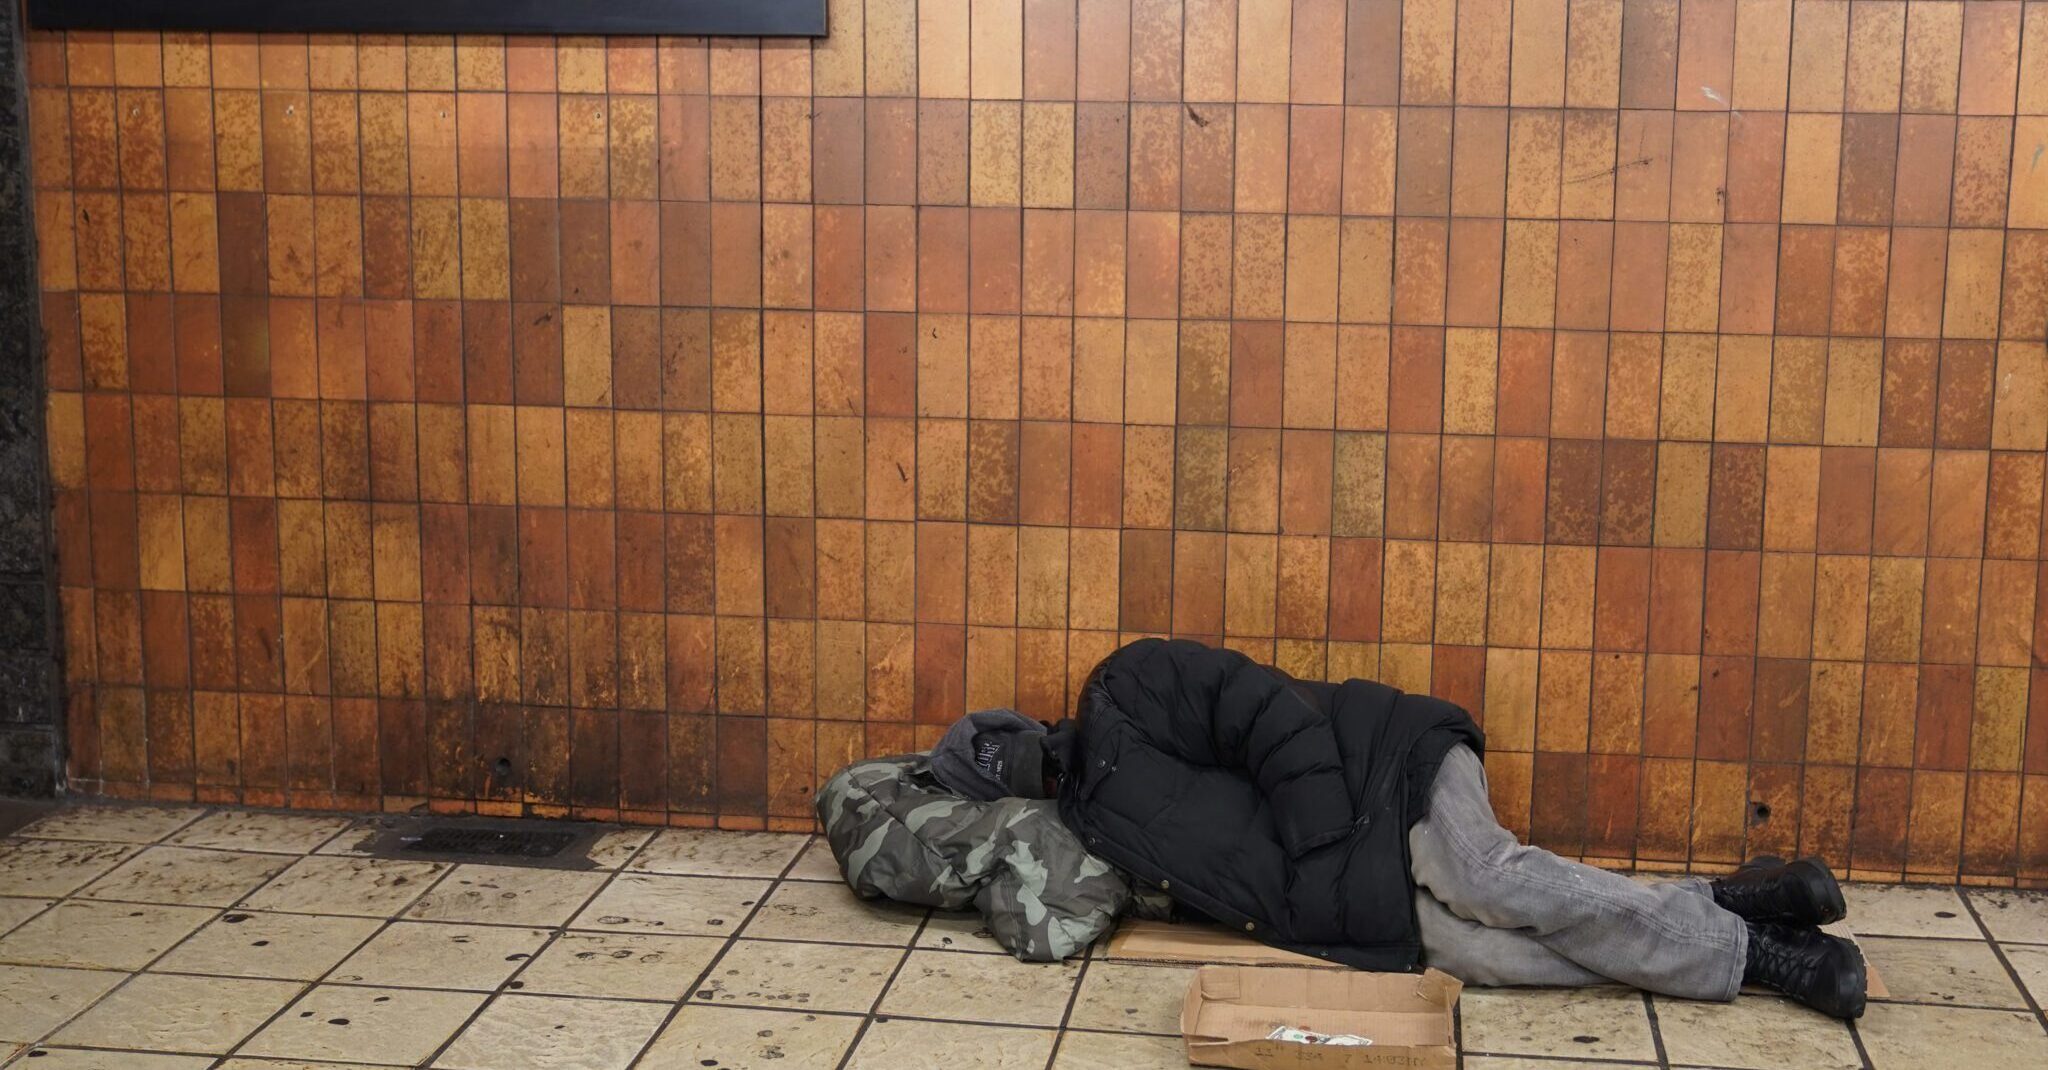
[1711,856,1846,926]
[1744,921,1867,1019]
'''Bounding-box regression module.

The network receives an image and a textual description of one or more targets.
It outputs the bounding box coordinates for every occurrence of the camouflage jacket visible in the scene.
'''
[815,754,1170,961]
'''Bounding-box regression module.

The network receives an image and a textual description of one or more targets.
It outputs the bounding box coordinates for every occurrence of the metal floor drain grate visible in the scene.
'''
[406,827,577,859]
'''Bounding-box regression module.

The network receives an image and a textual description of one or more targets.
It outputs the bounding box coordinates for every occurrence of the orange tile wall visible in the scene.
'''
[26,1,2048,885]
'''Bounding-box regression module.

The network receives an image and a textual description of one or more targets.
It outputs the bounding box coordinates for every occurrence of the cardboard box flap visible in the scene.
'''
[1108,919,1340,968]
[1181,966,1461,1070]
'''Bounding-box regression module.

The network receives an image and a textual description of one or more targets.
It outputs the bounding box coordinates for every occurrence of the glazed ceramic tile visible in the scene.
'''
[239,985,487,1066]
[844,1018,1056,1070]
[739,880,926,945]
[1841,884,1982,939]
[0,900,214,970]
[80,847,292,907]
[168,812,356,855]
[6,1050,215,1069]
[1968,889,2048,944]
[1462,1061,1654,1070]
[627,830,808,879]
[509,931,722,1001]
[917,911,1006,953]
[328,921,550,991]
[239,857,448,917]
[1049,1031,1186,1069]
[2005,944,2048,1005]
[1458,988,1657,1062]
[213,1061,400,1069]
[0,964,124,1044]
[584,830,654,870]
[690,939,900,1014]
[0,898,50,937]
[0,841,138,897]
[402,864,607,927]
[636,1005,862,1070]
[16,807,202,845]
[878,949,1080,1026]
[1653,993,1861,1069]
[48,973,302,1054]
[1065,962,1195,1034]
[432,994,668,1070]
[151,911,381,981]
[1855,1002,2048,1068]
[1861,936,2027,1007]
[567,874,767,936]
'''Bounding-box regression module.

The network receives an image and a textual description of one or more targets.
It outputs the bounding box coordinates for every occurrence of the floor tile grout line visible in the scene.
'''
[1959,888,2048,1036]
[1038,933,1097,1070]
[400,825,671,1069]
[208,848,475,1066]
[612,837,826,1070]
[1640,991,1672,1070]
[828,865,941,1070]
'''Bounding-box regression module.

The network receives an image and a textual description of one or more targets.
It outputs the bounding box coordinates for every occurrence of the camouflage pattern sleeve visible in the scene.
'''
[815,754,1138,962]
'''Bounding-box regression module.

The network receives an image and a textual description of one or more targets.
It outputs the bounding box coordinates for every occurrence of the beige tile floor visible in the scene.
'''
[2,805,2046,1069]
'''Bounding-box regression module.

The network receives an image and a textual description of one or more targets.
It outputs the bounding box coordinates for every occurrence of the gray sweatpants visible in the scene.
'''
[1409,746,1749,1001]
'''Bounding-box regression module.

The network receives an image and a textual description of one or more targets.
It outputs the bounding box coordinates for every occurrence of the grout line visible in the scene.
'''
[1958,888,2048,1036]
[1641,990,1672,1070]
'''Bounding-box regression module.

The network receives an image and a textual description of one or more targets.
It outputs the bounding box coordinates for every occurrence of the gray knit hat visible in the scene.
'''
[930,709,1050,801]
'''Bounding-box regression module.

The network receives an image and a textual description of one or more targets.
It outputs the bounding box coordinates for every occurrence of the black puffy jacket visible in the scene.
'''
[1047,638,1484,971]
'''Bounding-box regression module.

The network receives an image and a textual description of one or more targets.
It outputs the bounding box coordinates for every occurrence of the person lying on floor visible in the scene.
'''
[816,637,1866,1020]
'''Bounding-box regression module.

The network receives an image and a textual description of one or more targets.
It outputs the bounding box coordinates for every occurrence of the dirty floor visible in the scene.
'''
[2,805,2046,1069]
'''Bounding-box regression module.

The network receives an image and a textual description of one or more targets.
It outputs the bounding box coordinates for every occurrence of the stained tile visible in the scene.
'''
[432,994,667,1070]
[917,910,1005,954]
[80,847,292,907]
[1855,1003,2048,1068]
[151,911,381,980]
[628,830,808,878]
[583,830,654,870]
[168,812,355,855]
[0,900,213,970]
[1860,937,2025,1008]
[1842,884,1982,939]
[0,964,124,1044]
[1458,988,1656,1061]
[845,1019,1055,1070]
[636,1005,862,1070]
[1050,1031,1186,1069]
[17,807,202,844]
[689,939,899,1014]
[240,857,449,918]
[49,973,301,1054]
[879,950,1080,1026]
[2006,945,2048,1006]
[782,838,843,882]
[0,898,50,937]
[240,985,487,1066]
[569,874,768,937]
[329,921,549,991]
[739,880,924,946]
[0,841,138,897]
[510,931,722,1001]
[1652,993,1860,1068]
[403,865,607,927]
[8,1051,214,1069]
[1967,889,2048,944]
[1065,962,1194,1034]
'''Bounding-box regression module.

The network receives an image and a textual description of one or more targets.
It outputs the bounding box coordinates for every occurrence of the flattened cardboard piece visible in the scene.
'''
[1182,965,1462,1070]
[1105,919,1342,969]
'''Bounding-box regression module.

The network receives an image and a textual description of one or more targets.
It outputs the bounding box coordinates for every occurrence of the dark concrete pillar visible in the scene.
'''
[0,3,59,796]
